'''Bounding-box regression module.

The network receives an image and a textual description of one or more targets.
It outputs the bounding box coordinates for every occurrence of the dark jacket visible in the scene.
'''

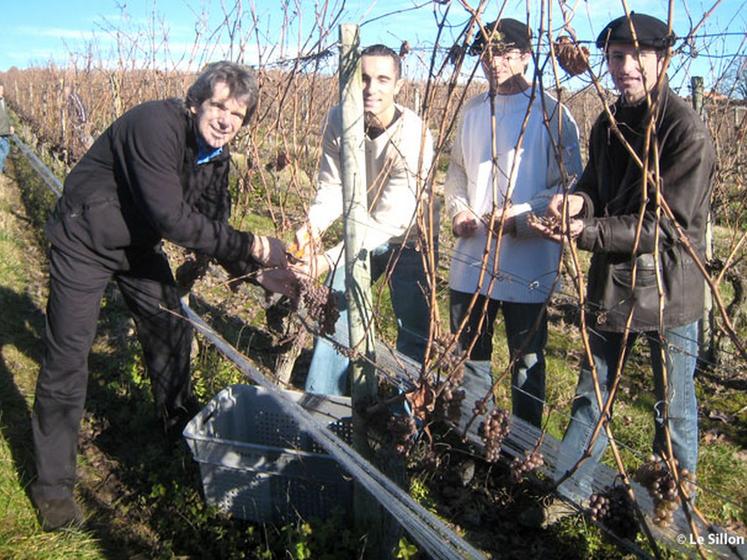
[575,84,716,332]
[47,98,253,268]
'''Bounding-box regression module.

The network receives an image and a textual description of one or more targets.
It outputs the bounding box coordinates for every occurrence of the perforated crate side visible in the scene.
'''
[184,385,354,523]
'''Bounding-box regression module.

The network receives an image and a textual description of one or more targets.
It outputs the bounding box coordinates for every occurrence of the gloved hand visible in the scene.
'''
[174,253,211,294]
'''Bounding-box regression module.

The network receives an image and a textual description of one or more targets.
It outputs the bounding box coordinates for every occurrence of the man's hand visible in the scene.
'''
[527,213,584,242]
[250,235,289,269]
[256,268,300,299]
[290,253,331,281]
[291,224,320,259]
[452,210,479,238]
[546,193,585,219]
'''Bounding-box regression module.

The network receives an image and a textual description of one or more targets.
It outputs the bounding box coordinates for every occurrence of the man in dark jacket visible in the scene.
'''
[31,61,295,531]
[535,14,715,502]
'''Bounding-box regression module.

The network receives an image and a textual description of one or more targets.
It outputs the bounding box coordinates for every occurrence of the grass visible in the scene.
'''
[0,170,105,559]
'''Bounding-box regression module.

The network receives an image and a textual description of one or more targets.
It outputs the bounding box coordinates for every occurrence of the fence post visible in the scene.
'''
[339,23,394,555]
[691,76,714,364]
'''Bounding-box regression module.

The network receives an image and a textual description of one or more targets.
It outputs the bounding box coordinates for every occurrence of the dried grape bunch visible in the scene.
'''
[430,333,462,376]
[398,40,411,58]
[387,413,418,455]
[634,455,695,528]
[510,448,545,483]
[554,35,590,76]
[588,485,639,540]
[298,277,339,336]
[421,447,441,472]
[528,212,563,235]
[434,378,466,424]
[430,336,467,424]
[447,43,465,66]
[473,398,489,417]
[478,407,511,462]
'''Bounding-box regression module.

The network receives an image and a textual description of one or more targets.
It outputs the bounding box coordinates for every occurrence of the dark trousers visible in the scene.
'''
[31,243,192,501]
[450,290,547,428]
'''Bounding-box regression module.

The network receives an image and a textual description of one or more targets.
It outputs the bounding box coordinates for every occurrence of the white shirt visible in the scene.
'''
[445,90,583,303]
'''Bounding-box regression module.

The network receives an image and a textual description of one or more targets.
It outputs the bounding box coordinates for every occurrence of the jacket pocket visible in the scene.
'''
[83,199,132,250]
[600,254,666,330]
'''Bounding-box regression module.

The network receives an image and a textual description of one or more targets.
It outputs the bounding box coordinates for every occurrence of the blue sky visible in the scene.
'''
[1,0,744,93]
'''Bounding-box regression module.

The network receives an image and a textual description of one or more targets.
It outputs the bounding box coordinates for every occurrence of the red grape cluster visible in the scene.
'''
[588,485,639,540]
[387,414,418,455]
[510,449,544,483]
[478,407,511,462]
[634,455,695,528]
[298,277,339,336]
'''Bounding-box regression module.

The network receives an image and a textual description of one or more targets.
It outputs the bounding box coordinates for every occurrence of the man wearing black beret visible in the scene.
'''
[535,13,715,507]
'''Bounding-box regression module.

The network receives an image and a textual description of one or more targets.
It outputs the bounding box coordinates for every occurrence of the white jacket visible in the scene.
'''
[307,104,434,264]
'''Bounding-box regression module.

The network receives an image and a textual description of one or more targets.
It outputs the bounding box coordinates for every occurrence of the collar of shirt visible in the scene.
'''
[195,135,224,165]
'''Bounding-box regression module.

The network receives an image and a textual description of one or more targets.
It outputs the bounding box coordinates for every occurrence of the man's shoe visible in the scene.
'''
[36,497,84,531]
[163,397,202,442]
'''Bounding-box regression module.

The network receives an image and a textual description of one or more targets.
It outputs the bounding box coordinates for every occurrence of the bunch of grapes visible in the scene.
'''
[473,399,489,417]
[510,448,544,483]
[478,407,511,462]
[588,485,639,540]
[386,414,418,455]
[298,277,340,336]
[428,334,468,424]
[634,455,695,528]
[430,334,463,375]
[527,213,562,235]
[434,381,465,424]
[421,447,441,472]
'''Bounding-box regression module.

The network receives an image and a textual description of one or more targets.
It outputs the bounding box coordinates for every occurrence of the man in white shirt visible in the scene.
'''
[445,19,582,427]
[294,44,435,395]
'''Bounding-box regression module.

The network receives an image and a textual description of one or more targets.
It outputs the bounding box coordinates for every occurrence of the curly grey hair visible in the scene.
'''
[185,61,258,126]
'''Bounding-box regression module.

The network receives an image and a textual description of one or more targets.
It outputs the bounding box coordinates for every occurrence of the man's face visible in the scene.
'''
[190,80,248,149]
[361,55,402,122]
[480,46,530,91]
[607,44,663,104]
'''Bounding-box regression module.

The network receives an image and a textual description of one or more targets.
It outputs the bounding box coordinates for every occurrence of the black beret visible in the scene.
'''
[469,18,532,55]
[596,12,676,50]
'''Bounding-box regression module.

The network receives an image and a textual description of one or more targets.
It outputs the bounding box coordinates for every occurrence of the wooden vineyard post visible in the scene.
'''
[339,23,401,557]
[339,22,377,436]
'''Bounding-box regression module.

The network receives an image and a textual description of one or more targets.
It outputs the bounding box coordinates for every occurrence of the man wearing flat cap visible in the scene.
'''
[535,13,715,504]
[446,18,582,429]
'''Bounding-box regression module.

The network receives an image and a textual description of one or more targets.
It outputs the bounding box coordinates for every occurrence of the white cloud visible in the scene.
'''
[15,25,94,40]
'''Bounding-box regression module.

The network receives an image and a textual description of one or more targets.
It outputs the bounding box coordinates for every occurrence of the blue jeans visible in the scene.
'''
[304,243,433,396]
[556,322,699,501]
[0,136,10,173]
[450,290,547,429]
